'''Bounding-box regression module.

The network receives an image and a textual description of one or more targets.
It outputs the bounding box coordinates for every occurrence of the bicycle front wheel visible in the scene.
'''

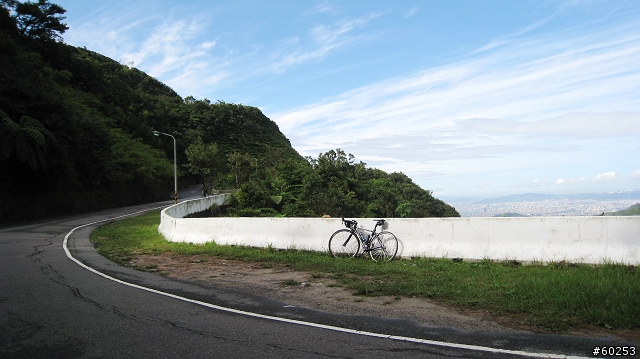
[369,231,398,261]
[328,229,360,258]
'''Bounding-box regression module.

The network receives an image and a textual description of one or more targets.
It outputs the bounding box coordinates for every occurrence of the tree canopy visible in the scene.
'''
[0,109,54,170]
[3,0,68,41]
[224,148,460,218]
[184,138,224,195]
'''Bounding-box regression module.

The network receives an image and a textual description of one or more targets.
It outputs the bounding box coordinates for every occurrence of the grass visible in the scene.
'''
[91,210,640,333]
[282,279,302,286]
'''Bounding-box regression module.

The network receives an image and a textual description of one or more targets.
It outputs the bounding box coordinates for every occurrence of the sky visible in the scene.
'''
[56,0,640,199]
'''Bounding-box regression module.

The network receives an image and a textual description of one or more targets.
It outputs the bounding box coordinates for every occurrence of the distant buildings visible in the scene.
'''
[452,199,639,217]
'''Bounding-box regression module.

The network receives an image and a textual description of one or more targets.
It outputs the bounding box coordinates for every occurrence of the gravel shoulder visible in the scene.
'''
[128,252,639,342]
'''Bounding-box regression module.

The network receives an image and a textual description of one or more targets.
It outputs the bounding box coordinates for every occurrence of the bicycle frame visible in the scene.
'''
[341,218,385,255]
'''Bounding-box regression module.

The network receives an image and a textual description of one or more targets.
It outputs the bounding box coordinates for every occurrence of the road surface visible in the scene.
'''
[1,197,636,358]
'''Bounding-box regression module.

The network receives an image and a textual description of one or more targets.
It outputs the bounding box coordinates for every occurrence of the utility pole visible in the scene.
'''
[153,131,178,203]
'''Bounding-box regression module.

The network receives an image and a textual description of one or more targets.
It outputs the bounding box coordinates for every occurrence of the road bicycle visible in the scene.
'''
[328,218,398,261]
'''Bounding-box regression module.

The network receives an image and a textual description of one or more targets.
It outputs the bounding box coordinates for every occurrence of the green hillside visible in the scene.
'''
[605,203,640,216]
[0,1,458,222]
[493,213,529,217]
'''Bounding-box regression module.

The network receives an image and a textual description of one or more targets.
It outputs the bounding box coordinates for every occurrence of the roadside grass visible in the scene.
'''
[91,210,639,333]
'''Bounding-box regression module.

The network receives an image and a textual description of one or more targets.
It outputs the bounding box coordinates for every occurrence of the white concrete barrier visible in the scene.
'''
[158,197,640,265]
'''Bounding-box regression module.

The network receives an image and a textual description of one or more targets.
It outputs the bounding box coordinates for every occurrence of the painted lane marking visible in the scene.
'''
[62,208,589,359]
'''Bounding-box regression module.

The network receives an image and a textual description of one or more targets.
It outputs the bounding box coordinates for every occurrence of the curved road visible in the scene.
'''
[1,199,636,358]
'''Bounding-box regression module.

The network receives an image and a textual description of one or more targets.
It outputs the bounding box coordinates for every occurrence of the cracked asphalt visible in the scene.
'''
[1,197,636,358]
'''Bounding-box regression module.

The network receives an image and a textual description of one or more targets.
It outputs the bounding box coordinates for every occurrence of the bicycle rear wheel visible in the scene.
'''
[328,229,360,258]
[368,231,398,261]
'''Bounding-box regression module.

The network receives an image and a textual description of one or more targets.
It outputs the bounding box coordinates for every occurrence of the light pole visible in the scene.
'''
[153,131,177,203]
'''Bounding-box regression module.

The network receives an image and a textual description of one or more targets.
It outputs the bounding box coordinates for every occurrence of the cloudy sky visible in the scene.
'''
[57,0,640,198]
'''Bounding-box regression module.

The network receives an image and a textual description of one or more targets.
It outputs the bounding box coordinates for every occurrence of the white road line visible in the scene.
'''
[62,208,590,359]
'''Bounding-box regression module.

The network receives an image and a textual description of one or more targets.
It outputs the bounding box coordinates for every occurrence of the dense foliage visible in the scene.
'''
[225,149,459,218]
[0,1,458,222]
[1,1,180,221]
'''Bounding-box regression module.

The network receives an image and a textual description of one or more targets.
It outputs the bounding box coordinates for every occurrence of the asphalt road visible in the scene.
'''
[1,196,637,358]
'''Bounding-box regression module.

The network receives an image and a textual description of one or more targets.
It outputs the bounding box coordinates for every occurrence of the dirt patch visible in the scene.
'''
[128,253,639,342]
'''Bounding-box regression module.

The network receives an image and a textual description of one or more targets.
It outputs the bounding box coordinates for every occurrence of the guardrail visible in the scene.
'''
[158,196,640,264]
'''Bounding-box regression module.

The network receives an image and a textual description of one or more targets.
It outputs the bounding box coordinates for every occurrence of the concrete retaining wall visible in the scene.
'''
[158,196,640,264]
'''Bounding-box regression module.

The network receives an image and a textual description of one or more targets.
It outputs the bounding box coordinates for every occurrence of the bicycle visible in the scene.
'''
[328,218,399,261]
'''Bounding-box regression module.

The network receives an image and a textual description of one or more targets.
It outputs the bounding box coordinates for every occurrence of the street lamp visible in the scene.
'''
[153,130,178,204]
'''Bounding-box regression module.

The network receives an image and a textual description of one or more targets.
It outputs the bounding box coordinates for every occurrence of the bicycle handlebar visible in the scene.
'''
[342,218,386,230]
[342,218,357,229]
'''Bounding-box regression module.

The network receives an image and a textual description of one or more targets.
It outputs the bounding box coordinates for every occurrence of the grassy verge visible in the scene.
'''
[91,210,639,333]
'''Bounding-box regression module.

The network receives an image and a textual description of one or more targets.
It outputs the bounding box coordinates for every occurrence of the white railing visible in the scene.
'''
[158,197,640,265]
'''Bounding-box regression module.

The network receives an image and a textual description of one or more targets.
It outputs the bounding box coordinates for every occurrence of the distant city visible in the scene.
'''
[443,190,640,217]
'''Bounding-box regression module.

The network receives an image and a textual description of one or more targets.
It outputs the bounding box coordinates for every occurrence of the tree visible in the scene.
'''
[0,1,18,36]
[0,109,54,170]
[228,150,254,188]
[14,0,68,41]
[0,0,18,11]
[107,128,173,189]
[184,138,224,196]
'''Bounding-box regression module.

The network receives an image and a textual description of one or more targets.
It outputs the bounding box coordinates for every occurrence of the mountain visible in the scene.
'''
[0,5,302,222]
[1,2,457,222]
[493,212,530,217]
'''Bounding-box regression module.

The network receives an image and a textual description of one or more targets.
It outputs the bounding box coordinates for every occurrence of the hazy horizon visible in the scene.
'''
[439,188,640,202]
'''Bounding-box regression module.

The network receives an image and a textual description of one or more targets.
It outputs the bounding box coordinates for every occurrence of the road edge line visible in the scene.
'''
[62,207,588,359]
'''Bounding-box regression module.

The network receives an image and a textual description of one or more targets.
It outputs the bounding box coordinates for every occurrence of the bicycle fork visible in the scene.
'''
[342,232,355,247]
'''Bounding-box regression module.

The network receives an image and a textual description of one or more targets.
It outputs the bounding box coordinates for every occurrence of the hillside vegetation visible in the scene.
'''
[605,203,640,216]
[0,1,458,222]
[225,149,459,218]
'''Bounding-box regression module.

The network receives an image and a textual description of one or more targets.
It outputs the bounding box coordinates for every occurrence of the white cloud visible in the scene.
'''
[456,112,640,139]
[308,2,337,15]
[66,13,151,59]
[121,20,210,76]
[629,169,640,180]
[528,180,550,187]
[556,178,586,185]
[591,172,619,182]
[473,12,558,54]
[274,26,640,139]
[201,41,216,50]
[403,7,418,19]
[167,68,229,96]
[66,8,227,96]
[475,181,491,189]
[269,13,380,73]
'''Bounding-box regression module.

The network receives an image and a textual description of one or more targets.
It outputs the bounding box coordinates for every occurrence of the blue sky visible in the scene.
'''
[57,0,640,198]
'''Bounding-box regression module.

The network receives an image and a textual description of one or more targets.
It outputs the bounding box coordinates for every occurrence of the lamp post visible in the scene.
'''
[153,131,177,203]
